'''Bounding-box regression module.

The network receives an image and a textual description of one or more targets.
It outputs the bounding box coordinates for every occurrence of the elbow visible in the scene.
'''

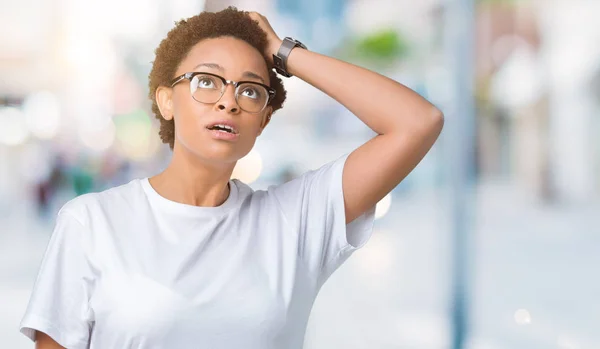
[416,105,444,136]
[431,107,444,134]
[387,105,444,137]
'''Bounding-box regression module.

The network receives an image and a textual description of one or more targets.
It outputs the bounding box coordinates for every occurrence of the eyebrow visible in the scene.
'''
[193,63,266,83]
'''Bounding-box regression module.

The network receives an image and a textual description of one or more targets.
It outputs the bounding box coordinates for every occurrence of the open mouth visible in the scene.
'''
[206,124,238,134]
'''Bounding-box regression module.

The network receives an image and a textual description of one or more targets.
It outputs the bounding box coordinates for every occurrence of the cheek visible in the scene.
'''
[242,116,264,137]
[172,100,211,137]
[172,92,196,118]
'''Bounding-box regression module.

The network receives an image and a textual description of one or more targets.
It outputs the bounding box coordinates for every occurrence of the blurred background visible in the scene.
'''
[1,0,599,348]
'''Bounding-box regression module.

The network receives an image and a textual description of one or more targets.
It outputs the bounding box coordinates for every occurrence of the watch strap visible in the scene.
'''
[272,37,306,78]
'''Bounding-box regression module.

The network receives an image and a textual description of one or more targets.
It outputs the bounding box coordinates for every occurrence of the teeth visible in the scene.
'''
[210,124,236,134]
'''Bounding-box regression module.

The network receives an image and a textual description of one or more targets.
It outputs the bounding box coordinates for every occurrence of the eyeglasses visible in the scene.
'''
[170,72,276,114]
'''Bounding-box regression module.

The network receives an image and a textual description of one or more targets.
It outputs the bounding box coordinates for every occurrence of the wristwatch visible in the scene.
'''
[272,37,307,78]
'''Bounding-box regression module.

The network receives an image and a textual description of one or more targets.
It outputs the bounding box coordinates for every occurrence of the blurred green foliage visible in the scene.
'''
[356,29,408,60]
[337,29,410,70]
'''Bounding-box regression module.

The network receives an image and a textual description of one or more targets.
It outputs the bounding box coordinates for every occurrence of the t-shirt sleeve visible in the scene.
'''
[268,153,376,286]
[19,207,93,349]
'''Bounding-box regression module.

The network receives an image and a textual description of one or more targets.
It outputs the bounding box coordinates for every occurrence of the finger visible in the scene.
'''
[248,12,261,21]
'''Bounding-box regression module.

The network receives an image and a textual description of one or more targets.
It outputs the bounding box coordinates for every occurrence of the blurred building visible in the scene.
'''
[473,0,600,203]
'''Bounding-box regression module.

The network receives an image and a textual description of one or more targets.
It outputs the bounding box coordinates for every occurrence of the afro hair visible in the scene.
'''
[148,6,287,149]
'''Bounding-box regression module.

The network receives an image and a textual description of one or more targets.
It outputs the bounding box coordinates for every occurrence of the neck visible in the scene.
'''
[149,142,235,207]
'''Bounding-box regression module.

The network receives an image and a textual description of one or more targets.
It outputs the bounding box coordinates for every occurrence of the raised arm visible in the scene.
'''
[252,13,444,223]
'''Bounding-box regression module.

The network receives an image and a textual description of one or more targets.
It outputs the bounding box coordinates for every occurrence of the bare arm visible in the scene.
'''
[251,12,444,223]
[285,48,443,223]
[35,331,65,349]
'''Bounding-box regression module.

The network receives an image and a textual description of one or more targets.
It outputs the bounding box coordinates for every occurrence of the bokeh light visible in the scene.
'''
[232,149,263,184]
[514,309,531,325]
[0,107,29,146]
[375,193,392,219]
[115,110,160,161]
[79,119,116,152]
[22,91,62,140]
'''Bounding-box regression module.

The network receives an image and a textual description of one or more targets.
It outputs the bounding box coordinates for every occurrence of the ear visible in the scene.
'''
[156,86,174,121]
[257,106,273,137]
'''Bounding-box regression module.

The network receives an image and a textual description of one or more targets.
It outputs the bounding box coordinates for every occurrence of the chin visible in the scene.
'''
[182,140,246,163]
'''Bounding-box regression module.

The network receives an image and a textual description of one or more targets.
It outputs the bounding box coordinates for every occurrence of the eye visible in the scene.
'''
[197,76,217,89]
[199,79,214,88]
[239,86,260,99]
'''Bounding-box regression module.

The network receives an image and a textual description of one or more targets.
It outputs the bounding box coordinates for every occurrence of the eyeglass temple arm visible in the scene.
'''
[170,75,188,87]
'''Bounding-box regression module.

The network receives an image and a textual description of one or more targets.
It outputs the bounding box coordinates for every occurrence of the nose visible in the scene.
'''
[215,84,239,113]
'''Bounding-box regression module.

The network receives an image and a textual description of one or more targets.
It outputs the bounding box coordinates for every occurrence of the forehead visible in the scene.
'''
[178,37,268,79]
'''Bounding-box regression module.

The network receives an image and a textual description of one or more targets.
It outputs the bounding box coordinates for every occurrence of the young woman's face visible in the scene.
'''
[165,36,272,164]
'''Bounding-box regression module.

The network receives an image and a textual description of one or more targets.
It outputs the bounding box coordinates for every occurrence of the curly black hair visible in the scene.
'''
[148,7,287,149]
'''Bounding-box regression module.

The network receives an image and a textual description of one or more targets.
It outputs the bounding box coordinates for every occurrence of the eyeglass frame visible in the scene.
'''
[169,72,276,114]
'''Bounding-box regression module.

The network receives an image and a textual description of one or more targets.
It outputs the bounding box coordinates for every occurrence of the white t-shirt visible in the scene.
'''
[20,153,375,349]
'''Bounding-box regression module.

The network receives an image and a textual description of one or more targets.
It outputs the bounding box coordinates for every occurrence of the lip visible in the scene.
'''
[205,119,239,135]
[206,128,240,141]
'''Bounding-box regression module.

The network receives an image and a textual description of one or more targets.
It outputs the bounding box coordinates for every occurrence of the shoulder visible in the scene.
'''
[230,178,293,216]
[264,153,349,198]
[58,178,144,226]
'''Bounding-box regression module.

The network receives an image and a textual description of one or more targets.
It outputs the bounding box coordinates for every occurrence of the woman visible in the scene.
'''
[20,7,443,349]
